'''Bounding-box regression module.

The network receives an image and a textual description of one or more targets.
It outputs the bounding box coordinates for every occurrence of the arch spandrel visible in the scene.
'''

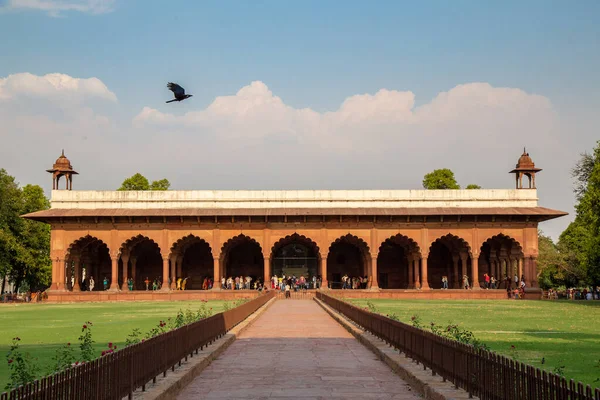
[427,233,473,257]
[66,235,111,258]
[169,234,213,259]
[119,234,163,258]
[478,233,524,257]
[270,233,322,261]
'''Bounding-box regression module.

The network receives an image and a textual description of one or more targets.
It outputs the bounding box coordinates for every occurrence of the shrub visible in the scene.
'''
[5,337,39,390]
[78,321,95,362]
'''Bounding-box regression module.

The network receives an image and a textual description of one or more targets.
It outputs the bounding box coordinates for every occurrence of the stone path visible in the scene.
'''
[177,300,420,399]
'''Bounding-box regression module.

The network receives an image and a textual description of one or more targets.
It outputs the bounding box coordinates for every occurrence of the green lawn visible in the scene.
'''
[0,300,227,390]
[348,299,600,388]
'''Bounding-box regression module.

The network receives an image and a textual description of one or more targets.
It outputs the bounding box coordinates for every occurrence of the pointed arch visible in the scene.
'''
[65,235,111,291]
[427,234,472,289]
[220,234,264,285]
[327,234,371,289]
[120,234,162,256]
[119,235,162,290]
[169,234,214,290]
[270,233,321,280]
[479,234,524,288]
[377,234,421,289]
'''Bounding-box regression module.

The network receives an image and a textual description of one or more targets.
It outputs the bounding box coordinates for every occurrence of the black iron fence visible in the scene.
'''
[1,292,275,400]
[316,291,600,400]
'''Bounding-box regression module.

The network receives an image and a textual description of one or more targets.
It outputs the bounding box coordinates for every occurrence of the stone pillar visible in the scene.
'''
[460,253,468,288]
[72,257,81,292]
[414,257,420,289]
[177,255,183,278]
[170,254,177,290]
[161,257,170,291]
[452,254,460,289]
[212,256,221,290]
[130,257,137,290]
[263,257,270,287]
[471,254,480,289]
[420,254,430,290]
[320,256,328,289]
[370,255,379,290]
[120,253,130,291]
[518,257,524,282]
[109,254,119,291]
[407,255,414,289]
[529,256,538,287]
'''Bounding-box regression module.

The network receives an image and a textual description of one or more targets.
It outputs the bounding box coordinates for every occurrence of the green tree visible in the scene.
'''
[118,173,150,191]
[465,184,481,189]
[0,170,51,294]
[422,169,460,189]
[118,174,170,191]
[554,140,600,287]
[150,179,171,191]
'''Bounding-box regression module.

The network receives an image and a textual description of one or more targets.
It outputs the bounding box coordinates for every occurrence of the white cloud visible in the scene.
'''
[1,73,591,241]
[2,0,115,16]
[0,72,117,102]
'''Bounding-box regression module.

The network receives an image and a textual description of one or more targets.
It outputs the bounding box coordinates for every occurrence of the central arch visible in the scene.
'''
[427,234,471,289]
[66,235,111,291]
[221,234,264,287]
[120,235,162,290]
[377,234,421,289]
[270,233,321,281]
[170,235,214,290]
[327,234,370,289]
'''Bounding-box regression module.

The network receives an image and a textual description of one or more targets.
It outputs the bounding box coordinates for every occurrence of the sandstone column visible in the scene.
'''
[120,253,130,291]
[320,256,328,289]
[130,257,137,290]
[263,256,270,288]
[212,256,221,290]
[414,257,420,289]
[161,257,170,291]
[370,255,379,289]
[471,254,480,289]
[72,256,81,292]
[109,254,119,291]
[518,257,523,281]
[420,254,430,290]
[452,254,460,289]
[460,252,468,288]
[170,254,177,290]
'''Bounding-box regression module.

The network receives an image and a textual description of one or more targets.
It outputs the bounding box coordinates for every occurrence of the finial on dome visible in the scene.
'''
[61,149,65,157]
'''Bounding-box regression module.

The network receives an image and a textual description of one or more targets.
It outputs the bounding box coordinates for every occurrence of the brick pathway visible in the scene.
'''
[177,300,420,399]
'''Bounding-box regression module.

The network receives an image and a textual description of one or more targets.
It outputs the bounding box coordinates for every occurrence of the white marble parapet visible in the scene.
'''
[50,189,538,210]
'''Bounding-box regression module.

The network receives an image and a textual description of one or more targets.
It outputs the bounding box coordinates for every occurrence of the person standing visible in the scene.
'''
[145,277,150,291]
[89,276,95,291]
[103,276,109,291]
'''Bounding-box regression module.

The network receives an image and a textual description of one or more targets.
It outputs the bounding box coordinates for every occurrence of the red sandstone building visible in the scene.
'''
[24,151,567,301]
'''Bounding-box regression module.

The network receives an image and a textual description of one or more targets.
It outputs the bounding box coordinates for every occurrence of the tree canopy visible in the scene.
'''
[0,169,51,294]
[539,140,600,288]
[422,169,461,189]
[118,173,171,191]
[465,184,482,189]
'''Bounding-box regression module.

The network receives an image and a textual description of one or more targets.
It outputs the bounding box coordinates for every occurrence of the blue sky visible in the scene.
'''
[1,0,599,240]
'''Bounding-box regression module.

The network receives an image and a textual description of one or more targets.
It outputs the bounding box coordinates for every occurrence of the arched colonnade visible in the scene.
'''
[58,232,530,292]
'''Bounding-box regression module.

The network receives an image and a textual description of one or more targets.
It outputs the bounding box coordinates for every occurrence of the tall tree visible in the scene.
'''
[118,174,170,191]
[0,170,51,293]
[465,184,481,189]
[422,169,460,189]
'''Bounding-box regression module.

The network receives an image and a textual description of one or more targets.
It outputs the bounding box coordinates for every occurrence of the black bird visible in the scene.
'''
[166,82,193,103]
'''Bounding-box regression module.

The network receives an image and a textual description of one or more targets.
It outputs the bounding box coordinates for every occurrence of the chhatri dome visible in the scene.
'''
[46,150,78,190]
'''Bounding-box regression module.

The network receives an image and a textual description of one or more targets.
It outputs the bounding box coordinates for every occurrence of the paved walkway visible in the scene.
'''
[177,300,420,399]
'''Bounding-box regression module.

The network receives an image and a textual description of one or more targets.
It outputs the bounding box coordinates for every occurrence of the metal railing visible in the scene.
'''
[316,291,600,400]
[1,292,275,400]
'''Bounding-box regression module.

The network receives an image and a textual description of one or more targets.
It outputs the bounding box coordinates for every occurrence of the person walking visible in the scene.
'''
[463,275,470,290]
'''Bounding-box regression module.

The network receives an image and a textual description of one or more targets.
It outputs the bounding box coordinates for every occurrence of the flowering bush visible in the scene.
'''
[125,328,142,346]
[78,321,95,362]
[5,337,39,390]
[48,342,76,374]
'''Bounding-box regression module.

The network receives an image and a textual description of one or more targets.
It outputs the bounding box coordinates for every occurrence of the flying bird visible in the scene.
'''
[166,82,193,103]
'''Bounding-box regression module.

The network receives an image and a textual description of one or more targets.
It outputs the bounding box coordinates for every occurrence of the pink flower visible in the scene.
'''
[113,345,117,350]
[8,359,13,364]
[101,351,106,356]
[108,342,113,348]
[67,342,70,346]
[82,324,87,329]
[75,361,79,365]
